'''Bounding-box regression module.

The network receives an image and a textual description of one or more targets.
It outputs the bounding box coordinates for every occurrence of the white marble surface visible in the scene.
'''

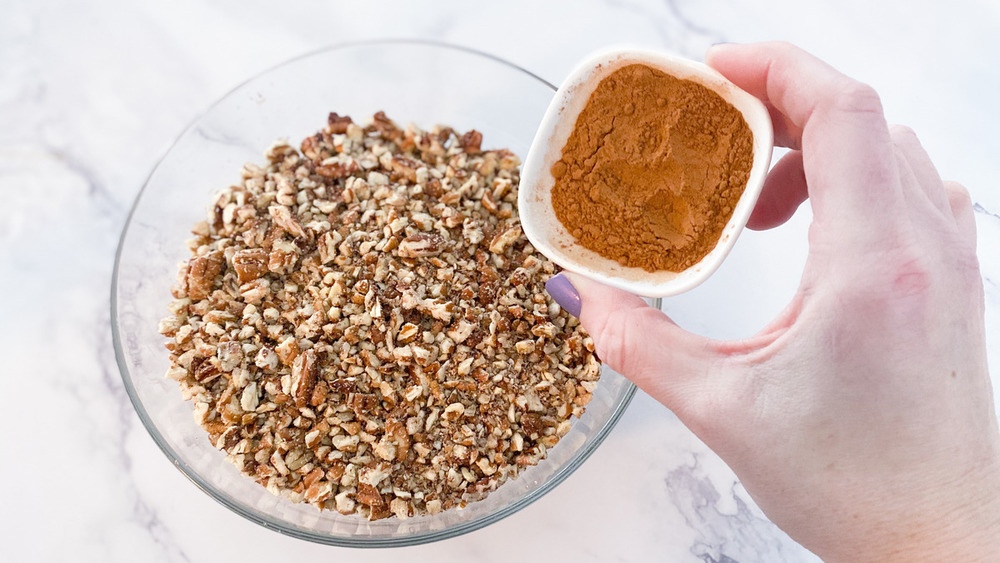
[3,1,999,561]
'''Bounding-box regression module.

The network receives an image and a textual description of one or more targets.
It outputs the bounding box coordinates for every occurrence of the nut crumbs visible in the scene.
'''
[159,111,600,520]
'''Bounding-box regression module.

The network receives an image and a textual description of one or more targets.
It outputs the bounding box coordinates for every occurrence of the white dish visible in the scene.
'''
[518,47,774,297]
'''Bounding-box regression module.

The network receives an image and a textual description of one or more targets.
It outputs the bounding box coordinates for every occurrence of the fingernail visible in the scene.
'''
[545,273,581,318]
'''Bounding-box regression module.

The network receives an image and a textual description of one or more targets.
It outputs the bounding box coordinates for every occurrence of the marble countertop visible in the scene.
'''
[3,1,998,561]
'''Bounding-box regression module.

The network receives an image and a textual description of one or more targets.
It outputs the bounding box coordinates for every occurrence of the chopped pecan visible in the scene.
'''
[291,349,318,408]
[370,111,398,140]
[217,341,243,371]
[389,156,420,183]
[520,412,546,438]
[488,224,522,254]
[161,111,600,521]
[316,160,359,179]
[459,129,483,154]
[398,233,443,258]
[268,205,305,238]
[356,483,384,510]
[327,112,353,134]
[192,357,220,383]
[275,337,299,366]
[348,393,379,416]
[232,248,268,283]
[185,251,223,300]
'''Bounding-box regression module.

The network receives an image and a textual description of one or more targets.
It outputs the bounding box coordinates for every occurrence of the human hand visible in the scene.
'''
[545,42,1000,561]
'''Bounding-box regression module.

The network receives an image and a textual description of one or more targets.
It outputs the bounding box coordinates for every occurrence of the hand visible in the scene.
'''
[545,42,1000,561]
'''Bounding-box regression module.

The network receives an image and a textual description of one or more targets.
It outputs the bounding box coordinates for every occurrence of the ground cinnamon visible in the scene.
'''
[550,63,753,272]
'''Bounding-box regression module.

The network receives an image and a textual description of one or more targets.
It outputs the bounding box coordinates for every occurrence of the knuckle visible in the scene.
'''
[838,244,933,300]
[768,40,799,54]
[887,252,935,298]
[944,180,972,207]
[862,240,979,307]
[593,306,657,377]
[829,80,883,116]
[889,124,918,143]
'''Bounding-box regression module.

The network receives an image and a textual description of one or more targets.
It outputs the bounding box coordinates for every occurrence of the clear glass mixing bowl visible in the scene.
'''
[112,40,643,547]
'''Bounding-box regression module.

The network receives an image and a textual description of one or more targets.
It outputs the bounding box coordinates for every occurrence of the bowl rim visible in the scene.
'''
[518,46,774,298]
[111,38,639,548]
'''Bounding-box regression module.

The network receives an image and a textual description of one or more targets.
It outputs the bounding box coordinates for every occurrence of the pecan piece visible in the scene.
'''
[386,419,410,462]
[192,357,220,383]
[398,233,443,258]
[232,248,268,283]
[371,111,399,140]
[389,156,420,183]
[268,205,305,238]
[459,129,483,154]
[291,349,318,408]
[217,341,243,371]
[275,337,299,366]
[488,224,522,254]
[327,112,353,134]
[185,251,223,300]
[520,412,546,438]
[356,483,384,510]
[348,393,379,416]
[316,160,358,179]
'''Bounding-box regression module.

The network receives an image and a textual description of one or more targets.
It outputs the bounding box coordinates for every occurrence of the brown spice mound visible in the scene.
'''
[158,112,601,520]
[550,63,754,272]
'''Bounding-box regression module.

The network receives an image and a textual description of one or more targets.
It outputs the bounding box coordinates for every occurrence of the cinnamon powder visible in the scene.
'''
[550,63,753,272]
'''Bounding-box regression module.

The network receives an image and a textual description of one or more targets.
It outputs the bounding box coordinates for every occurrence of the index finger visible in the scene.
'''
[706,42,904,244]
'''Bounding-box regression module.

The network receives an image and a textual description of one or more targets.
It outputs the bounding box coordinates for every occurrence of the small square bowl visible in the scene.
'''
[518,47,774,297]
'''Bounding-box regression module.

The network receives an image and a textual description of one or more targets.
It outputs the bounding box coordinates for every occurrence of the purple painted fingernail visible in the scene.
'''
[545,273,581,318]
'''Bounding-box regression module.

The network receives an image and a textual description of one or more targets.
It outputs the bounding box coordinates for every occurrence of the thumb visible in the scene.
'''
[546,272,721,410]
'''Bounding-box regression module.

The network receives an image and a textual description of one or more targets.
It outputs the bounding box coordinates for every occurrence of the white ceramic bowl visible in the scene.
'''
[519,48,774,297]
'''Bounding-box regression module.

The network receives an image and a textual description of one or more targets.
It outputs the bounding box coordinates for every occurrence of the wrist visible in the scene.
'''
[823,449,1000,562]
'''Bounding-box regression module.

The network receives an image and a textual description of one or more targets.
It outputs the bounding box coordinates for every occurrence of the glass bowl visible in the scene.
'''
[112,40,642,547]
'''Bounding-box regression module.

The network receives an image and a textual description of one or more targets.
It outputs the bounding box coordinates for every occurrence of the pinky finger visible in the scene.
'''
[944,181,977,248]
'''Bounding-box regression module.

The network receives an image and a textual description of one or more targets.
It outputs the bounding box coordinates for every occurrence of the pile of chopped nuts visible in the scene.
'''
[159,112,600,520]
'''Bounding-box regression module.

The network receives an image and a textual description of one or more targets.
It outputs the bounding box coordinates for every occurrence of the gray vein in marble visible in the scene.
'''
[97,327,192,563]
[601,0,722,56]
[53,143,194,562]
[662,0,724,43]
[604,0,674,45]
[114,333,197,559]
[973,203,998,295]
[35,150,192,562]
[665,457,804,562]
[47,145,127,216]
[974,202,999,221]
